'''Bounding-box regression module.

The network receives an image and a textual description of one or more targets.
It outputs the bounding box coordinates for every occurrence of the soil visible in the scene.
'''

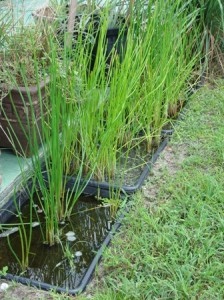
[142,144,187,204]
[0,279,55,300]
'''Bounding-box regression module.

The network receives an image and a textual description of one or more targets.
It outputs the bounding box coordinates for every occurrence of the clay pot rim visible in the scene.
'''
[0,77,50,95]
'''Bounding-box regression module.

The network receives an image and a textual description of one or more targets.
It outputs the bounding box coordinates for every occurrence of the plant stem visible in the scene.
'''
[66,0,77,49]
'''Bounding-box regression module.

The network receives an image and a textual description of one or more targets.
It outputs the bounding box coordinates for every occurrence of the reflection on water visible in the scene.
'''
[0,195,112,289]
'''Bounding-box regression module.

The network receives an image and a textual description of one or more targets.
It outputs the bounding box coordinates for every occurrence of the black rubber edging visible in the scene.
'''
[65,137,169,198]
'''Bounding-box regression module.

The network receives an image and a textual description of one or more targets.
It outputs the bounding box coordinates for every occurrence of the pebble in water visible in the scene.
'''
[65,231,76,242]
[0,227,19,238]
[107,220,112,230]
[67,235,76,242]
[75,251,82,257]
[32,222,40,228]
[65,231,75,237]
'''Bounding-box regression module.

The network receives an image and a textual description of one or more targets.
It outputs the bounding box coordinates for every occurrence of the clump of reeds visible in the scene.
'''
[188,0,224,75]
[1,0,202,251]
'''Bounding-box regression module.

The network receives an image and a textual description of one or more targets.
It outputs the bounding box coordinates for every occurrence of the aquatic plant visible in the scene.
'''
[188,0,224,73]
[1,0,202,250]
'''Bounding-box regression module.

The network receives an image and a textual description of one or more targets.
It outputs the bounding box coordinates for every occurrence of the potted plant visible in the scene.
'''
[32,0,134,68]
[0,6,13,122]
[0,23,51,156]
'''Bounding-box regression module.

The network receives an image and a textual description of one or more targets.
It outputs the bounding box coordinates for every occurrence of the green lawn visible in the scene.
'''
[77,81,224,300]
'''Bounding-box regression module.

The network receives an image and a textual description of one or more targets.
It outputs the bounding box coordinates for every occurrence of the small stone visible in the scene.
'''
[37,209,43,214]
[75,251,82,257]
[67,236,76,242]
[31,222,40,228]
[0,227,19,238]
[0,283,9,290]
[65,231,75,237]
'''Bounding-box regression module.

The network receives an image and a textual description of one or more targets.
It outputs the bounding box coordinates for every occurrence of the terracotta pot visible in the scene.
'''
[0,78,49,156]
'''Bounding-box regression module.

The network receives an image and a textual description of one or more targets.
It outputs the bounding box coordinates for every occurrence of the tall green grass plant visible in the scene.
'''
[1,0,202,257]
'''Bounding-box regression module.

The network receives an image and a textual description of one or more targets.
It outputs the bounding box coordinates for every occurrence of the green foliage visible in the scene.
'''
[0,21,53,86]
[0,266,8,277]
[188,0,224,73]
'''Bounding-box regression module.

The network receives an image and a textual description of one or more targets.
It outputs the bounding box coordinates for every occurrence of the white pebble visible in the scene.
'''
[0,283,9,290]
[75,251,82,257]
[65,231,75,237]
[67,236,76,242]
[0,227,19,238]
[31,222,40,228]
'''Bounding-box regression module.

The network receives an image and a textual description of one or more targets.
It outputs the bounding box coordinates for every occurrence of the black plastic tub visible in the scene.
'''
[0,179,33,224]
[91,25,128,70]
[0,136,168,295]
[2,211,126,295]
[0,68,206,295]
[66,138,169,199]
[0,187,128,296]
[56,12,128,71]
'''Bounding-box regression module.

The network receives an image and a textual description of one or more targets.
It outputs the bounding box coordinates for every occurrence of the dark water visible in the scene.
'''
[0,195,112,289]
[116,143,152,186]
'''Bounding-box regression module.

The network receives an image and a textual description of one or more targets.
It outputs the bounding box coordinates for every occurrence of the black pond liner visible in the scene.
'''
[1,193,129,296]
[65,137,169,199]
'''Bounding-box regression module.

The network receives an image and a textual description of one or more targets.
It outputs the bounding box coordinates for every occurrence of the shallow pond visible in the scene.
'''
[0,195,112,290]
